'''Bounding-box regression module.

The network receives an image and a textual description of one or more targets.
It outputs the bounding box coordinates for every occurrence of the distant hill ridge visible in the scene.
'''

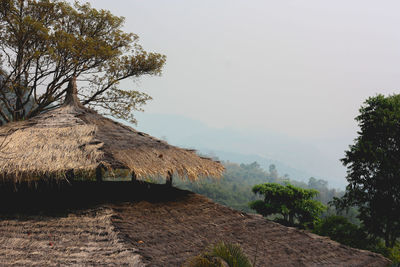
[134,112,348,188]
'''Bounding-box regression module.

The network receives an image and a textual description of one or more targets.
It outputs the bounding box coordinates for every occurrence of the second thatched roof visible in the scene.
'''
[0,78,224,183]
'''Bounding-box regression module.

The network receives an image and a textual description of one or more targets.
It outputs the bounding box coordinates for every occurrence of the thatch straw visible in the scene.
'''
[0,78,224,183]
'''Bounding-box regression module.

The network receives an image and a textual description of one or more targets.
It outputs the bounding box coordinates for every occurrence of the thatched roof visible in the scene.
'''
[0,184,391,266]
[0,78,223,183]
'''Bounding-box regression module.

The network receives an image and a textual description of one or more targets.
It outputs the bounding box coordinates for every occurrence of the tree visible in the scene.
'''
[334,94,400,248]
[0,0,165,124]
[249,183,325,228]
[307,177,342,205]
[313,216,371,250]
[268,164,278,179]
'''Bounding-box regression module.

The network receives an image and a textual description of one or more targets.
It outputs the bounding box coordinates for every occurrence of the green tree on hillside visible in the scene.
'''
[334,94,400,248]
[313,216,371,250]
[0,0,165,124]
[250,183,325,228]
[269,164,278,179]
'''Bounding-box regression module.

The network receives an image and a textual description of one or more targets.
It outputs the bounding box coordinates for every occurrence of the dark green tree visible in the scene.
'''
[250,183,325,228]
[335,94,400,248]
[313,216,371,250]
[0,0,165,124]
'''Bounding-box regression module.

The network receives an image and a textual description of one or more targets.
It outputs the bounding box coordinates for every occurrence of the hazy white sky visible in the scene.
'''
[84,0,400,135]
[82,0,400,185]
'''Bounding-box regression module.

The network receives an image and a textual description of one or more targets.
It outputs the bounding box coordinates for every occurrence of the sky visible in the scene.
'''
[83,0,400,187]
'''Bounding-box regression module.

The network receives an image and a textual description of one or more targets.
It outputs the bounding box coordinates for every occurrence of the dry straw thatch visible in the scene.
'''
[0,78,224,184]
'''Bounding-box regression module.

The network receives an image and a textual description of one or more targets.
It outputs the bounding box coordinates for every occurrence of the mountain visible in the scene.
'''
[199,149,315,182]
[132,112,347,188]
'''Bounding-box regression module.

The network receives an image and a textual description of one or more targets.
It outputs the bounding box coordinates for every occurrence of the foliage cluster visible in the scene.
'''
[0,0,165,124]
[372,242,400,264]
[184,242,252,267]
[313,216,371,249]
[335,94,400,248]
[250,183,326,228]
[313,215,400,263]
[176,162,344,215]
[175,161,279,212]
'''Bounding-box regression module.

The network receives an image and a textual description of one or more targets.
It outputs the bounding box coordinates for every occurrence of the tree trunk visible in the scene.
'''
[14,96,24,121]
[289,213,294,226]
[384,229,390,248]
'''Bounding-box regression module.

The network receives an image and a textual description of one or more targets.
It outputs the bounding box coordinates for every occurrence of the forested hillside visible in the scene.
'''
[175,161,343,214]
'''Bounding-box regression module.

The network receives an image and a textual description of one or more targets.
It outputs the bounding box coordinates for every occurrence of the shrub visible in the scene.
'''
[313,215,371,250]
[184,242,252,267]
[372,242,400,264]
